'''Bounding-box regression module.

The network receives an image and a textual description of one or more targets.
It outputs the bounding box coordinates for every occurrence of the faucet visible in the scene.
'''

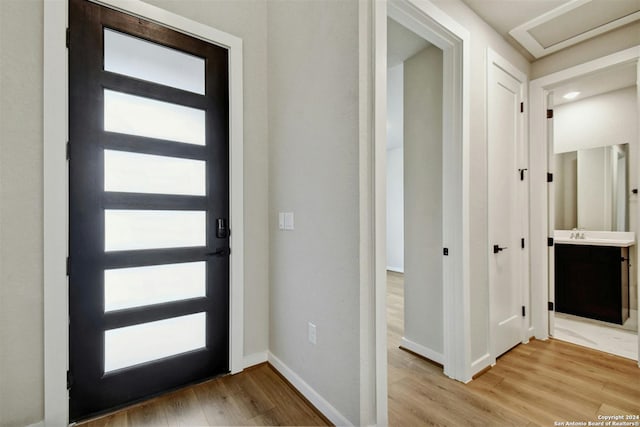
[569,228,586,239]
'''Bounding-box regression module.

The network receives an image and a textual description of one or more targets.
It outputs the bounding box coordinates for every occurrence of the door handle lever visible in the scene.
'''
[493,245,508,254]
[207,247,230,257]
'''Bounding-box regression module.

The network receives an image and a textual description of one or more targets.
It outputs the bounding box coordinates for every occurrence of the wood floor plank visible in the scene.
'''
[125,398,169,427]
[494,359,603,415]
[227,372,277,419]
[79,364,329,427]
[162,389,209,426]
[597,403,637,417]
[192,378,250,426]
[250,365,328,426]
[83,411,128,427]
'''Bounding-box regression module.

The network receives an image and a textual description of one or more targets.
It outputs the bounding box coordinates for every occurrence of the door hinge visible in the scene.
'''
[520,102,524,113]
[548,237,554,247]
[522,306,526,317]
[67,370,73,390]
[66,141,70,160]
[66,27,70,49]
[443,247,449,256]
[521,238,525,249]
[66,256,70,276]
[547,172,553,183]
[519,168,528,181]
[548,301,554,311]
[546,109,553,119]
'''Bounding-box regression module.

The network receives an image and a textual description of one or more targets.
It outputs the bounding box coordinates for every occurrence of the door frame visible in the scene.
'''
[43,1,245,424]
[529,45,640,367]
[486,48,530,364]
[368,1,471,421]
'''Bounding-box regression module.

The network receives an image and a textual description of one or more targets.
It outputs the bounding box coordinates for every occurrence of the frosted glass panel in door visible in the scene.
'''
[104,29,205,95]
[104,150,206,196]
[105,209,206,251]
[104,90,205,145]
[104,262,206,312]
[104,312,206,372]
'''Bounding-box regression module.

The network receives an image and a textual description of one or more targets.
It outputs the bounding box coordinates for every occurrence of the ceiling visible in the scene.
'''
[461,0,640,60]
[386,18,434,150]
[551,62,637,106]
[387,18,431,67]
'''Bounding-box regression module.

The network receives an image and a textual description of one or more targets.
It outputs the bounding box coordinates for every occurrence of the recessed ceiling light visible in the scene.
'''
[563,91,580,100]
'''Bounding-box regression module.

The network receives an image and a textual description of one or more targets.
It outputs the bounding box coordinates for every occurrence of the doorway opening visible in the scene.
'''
[43,0,245,424]
[546,62,638,361]
[385,16,448,423]
[529,46,640,367]
[373,3,471,421]
[385,16,445,372]
[68,0,230,420]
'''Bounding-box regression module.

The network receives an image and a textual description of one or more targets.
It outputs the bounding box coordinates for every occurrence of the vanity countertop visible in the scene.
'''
[554,230,635,247]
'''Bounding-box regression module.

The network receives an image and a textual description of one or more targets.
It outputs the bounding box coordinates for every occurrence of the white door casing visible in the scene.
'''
[487,49,528,360]
[384,0,471,383]
[369,1,472,421]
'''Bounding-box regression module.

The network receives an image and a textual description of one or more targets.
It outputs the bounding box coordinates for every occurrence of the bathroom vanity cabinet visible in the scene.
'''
[555,243,629,325]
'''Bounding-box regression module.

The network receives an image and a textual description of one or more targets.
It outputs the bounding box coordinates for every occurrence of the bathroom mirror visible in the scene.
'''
[554,143,629,231]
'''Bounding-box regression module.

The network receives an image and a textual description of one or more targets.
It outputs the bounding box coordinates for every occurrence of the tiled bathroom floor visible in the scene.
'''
[553,310,638,360]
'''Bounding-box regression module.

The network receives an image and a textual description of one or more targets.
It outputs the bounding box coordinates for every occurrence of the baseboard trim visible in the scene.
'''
[470,353,491,377]
[267,352,352,426]
[244,351,268,369]
[386,266,404,273]
[400,337,444,364]
[27,421,44,427]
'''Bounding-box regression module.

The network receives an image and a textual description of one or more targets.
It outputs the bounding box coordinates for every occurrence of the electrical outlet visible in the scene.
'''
[308,322,316,345]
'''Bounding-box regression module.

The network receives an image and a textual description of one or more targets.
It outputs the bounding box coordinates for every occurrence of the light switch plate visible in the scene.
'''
[284,212,294,230]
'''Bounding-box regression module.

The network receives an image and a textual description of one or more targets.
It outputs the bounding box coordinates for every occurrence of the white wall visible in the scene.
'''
[0,1,270,425]
[387,147,404,272]
[429,0,531,365]
[0,2,44,425]
[267,0,361,424]
[387,64,404,272]
[387,63,404,150]
[555,87,637,154]
[554,86,638,309]
[531,22,640,79]
[403,45,444,356]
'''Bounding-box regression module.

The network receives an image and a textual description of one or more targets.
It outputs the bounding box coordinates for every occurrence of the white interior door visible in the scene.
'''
[488,57,525,359]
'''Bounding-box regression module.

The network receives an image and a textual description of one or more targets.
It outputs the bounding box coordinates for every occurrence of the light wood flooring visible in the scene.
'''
[77,363,330,427]
[387,270,640,426]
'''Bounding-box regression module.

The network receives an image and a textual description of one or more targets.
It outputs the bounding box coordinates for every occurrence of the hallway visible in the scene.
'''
[387,271,640,425]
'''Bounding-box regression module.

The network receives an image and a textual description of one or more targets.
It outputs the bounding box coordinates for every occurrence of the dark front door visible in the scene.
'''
[68,0,229,420]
